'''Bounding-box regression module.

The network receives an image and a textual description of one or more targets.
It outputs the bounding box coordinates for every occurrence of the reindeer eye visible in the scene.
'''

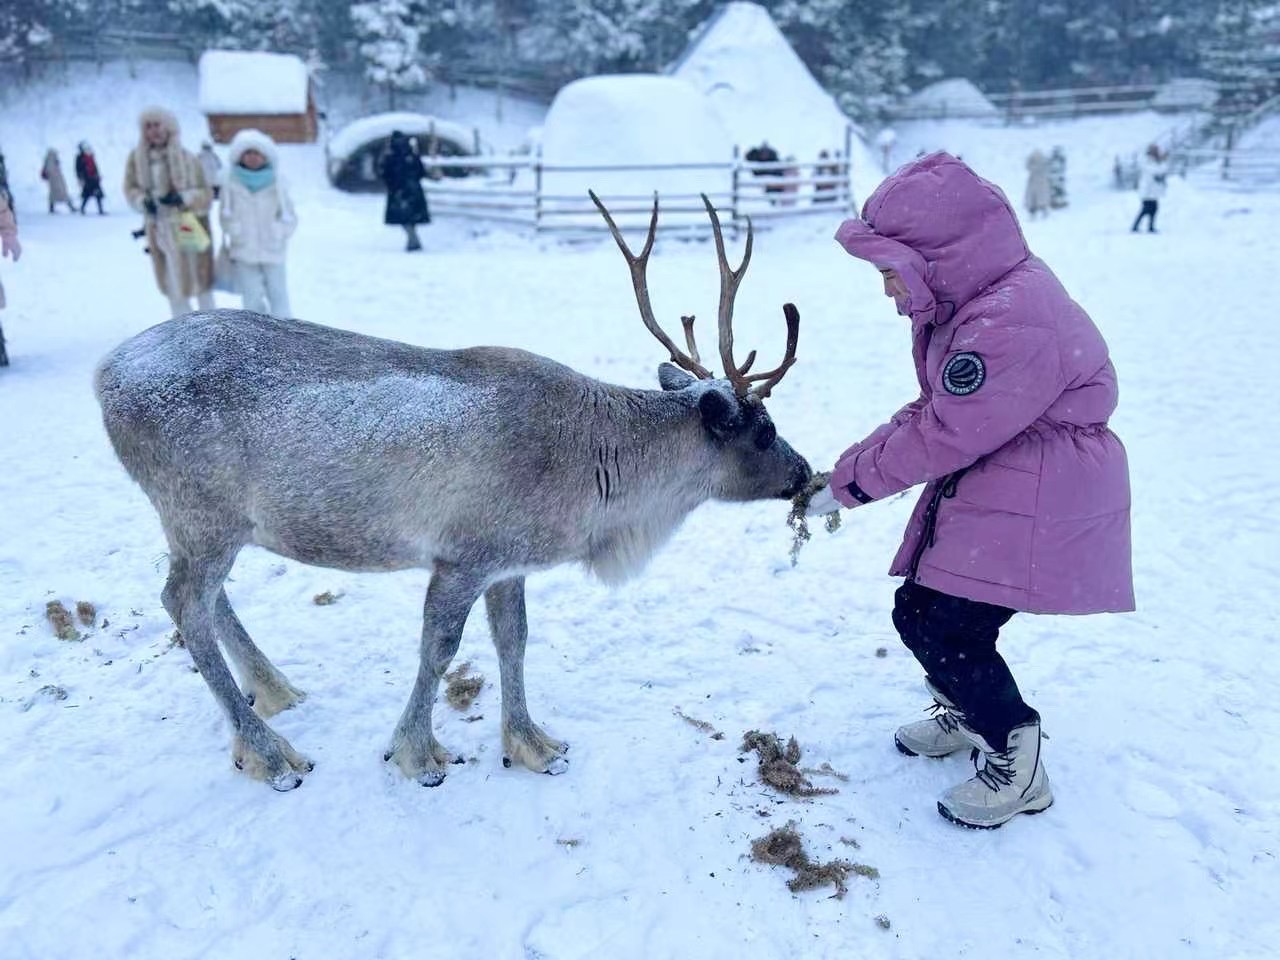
[754,422,777,450]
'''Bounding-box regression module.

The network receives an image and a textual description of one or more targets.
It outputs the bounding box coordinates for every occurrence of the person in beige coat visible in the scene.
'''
[0,189,21,365]
[1024,149,1051,219]
[42,148,76,214]
[123,107,215,317]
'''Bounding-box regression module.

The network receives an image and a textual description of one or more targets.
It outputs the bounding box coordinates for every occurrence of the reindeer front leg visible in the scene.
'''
[386,566,482,786]
[484,577,569,775]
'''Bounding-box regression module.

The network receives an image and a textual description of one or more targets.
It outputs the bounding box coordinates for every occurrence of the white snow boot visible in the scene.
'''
[937,720,1053,829]
[894,678,975,758]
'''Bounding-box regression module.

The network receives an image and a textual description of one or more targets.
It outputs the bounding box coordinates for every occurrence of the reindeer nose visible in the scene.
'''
[781,459,813,499]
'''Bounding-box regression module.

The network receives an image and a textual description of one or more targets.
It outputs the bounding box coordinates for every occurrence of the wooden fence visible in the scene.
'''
[417,139,858,234]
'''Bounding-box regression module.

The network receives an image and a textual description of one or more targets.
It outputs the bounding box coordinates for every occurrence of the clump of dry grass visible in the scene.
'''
[874,914,892,930]
[22,684,69,712]
[45,601,82,642]
[749,823,873,899]
[673,706,724,739]
[312,590,342,606]
[445,661,484,710]
[786,471,842,566]
[75,601,97,627]
[741,730,838,798]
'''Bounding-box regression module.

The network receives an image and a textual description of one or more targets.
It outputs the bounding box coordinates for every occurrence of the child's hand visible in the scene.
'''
[804,484,842,517]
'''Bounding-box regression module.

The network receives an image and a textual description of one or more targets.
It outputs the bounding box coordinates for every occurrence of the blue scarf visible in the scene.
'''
[234,164,275,192]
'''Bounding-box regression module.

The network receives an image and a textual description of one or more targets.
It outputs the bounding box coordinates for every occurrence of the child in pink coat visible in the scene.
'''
[808,153,1134,828]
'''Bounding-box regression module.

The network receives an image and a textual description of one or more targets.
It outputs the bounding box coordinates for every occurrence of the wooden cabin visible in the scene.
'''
[198,50,318,144]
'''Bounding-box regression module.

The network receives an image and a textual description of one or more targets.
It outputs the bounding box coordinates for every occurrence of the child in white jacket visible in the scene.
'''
[220,129,296,317]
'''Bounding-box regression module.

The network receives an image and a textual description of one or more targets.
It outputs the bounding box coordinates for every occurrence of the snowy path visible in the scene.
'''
[1,165,1277,959]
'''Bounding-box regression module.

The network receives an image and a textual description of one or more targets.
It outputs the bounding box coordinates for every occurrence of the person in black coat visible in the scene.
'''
[379,131,431,252]
[75,142,106,215]
[745,140,784,205]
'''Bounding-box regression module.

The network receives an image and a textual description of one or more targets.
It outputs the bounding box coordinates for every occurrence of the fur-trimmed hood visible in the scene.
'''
[226,128,280,169]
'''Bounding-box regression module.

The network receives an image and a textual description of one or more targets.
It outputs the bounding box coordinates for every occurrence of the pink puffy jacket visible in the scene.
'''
[831,153,1134,614]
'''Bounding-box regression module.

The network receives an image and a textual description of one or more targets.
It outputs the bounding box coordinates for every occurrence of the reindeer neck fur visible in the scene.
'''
[572,381,718,586]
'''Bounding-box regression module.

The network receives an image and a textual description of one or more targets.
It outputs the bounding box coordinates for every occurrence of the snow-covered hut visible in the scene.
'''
[199,51,317,144]
[327,112,480,192]
[669,2,857,160]
[537,75,735,228]
[902,79,999,121]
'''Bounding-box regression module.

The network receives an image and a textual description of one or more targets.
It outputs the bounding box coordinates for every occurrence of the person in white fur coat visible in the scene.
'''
[219,129,297,317]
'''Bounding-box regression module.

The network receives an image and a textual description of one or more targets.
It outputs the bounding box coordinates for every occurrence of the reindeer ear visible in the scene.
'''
[658,362,696,391]
[698,387,739,438]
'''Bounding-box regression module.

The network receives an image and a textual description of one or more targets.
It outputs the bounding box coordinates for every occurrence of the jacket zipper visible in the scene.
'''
[907,468,967,581]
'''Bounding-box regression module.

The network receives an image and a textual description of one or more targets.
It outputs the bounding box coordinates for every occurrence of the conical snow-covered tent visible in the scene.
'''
[669,2,859,160]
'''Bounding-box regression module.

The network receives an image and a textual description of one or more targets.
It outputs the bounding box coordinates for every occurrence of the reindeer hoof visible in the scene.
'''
[543,755,570,776]
[270,772,304,792]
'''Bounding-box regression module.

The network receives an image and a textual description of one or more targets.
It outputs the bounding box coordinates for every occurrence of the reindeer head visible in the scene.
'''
[591,191,812,502]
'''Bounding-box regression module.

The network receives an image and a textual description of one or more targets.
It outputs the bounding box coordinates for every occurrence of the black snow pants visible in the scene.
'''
[1132,199,1158,232]
[892,580,1037,752]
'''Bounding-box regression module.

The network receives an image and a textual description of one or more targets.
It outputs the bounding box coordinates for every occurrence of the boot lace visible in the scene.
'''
[927,700,963,736]
[973,747,1016,792]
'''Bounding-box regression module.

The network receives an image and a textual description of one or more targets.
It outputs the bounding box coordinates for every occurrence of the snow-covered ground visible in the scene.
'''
[2,66,1279,960]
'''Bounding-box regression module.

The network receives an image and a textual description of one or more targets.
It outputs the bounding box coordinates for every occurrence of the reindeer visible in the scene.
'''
[94,194,811,791]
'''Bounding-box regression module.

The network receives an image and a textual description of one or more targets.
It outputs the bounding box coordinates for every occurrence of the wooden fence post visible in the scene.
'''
[534,145,543,232]
[731,145,741,240]
[844,123,856,213]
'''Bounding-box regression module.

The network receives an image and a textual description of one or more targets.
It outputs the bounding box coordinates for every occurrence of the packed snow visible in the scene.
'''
[198,50,311,115]
[2,60,1280,960]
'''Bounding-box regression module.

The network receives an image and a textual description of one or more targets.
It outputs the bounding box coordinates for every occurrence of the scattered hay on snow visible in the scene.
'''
[673,706,724,739]
[22,684,69,712]
[749,823,877,899]
[75,601,97,627]
[786,471,841,566]
[45,601,82,641]
[741,730,838,797]
[445,661,484,710]
[312,590,342,606]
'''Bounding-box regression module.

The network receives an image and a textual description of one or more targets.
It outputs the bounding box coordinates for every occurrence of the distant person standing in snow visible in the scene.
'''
[1048,146,1068,208]
[1024,149,1051,218]
[813,150,841,203]
[805,152,1133,830]
[42,148,76,214]
[0,148,13,212]
[1131,144,1167,233]
[199,141,223,200]
[380,130,430,252]
[75,142,106,215]
[219,128,296,317]
[0,188,20,366]
[123,107,215,317]
[745,140,783,203]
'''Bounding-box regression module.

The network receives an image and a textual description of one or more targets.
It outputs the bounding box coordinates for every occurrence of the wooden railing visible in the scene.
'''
[417,139,859,233]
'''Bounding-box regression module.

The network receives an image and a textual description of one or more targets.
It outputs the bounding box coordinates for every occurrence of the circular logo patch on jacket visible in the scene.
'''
[942,352,985,395]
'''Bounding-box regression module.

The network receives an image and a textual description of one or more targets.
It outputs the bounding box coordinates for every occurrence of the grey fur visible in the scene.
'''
[95,310,811,789]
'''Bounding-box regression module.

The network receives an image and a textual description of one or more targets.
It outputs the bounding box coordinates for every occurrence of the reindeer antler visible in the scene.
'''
[592,189,799,398]
[589,190,713,381]
[701,194,799,399]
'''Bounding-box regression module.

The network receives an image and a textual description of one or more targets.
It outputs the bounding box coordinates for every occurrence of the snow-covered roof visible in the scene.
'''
[198,50,310,115]
[669,2,854,158]
[327,112,478,161]
[904,79,999,119]
[539,75,735,226]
